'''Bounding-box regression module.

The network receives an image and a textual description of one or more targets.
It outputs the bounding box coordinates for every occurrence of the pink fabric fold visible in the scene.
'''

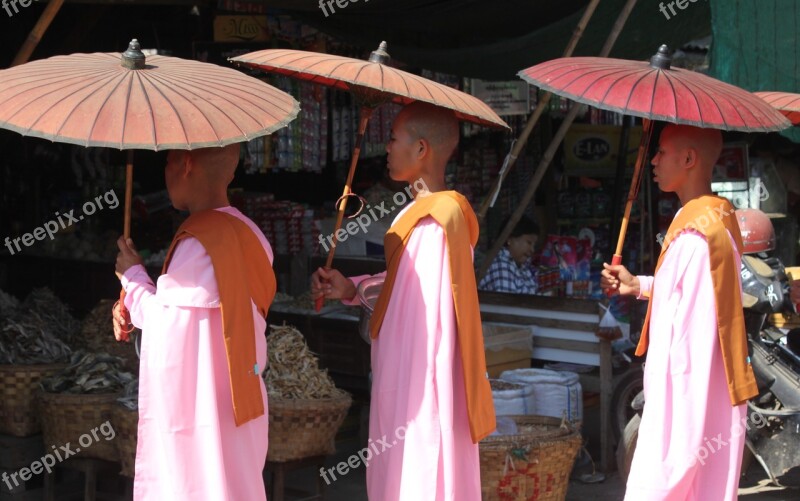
[364,209,481,501]
[625,230,746,501]
[123,207,272,501]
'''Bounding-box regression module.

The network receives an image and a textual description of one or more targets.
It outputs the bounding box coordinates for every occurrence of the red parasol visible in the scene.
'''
[518,45,791,274]
[231,42,508,310]
[0,39,299,338]
[755,91,800,125]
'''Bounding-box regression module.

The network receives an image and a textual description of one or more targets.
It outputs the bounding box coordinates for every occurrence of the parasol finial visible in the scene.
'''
[368,41,390,64]
[122,39,146,70]
[649,44,672,70]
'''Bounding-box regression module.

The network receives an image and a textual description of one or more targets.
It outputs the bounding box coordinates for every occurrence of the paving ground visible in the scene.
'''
[283,437,797,501]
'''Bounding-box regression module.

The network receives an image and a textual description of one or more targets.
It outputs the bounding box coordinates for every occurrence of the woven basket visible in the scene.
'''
[267,392,352,462]
[0,364,67,437]
[480,415,582,501]
[112,405,139,477]
[38,391,122,463]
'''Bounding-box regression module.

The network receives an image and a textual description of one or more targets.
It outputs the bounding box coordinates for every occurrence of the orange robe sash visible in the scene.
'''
[637,195,758,406]
[369,191,496,443]
[163,209,277,426]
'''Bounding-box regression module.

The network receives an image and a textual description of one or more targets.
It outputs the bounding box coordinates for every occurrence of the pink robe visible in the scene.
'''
[625,230,747,501]
[121,206,272,501]
[346,204,482,500]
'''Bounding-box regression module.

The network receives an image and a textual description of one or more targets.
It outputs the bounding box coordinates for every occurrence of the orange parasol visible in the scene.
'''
[755,91,800,125]
[231,42,508,310]
[0,39,299,338]
[519,45,791,275]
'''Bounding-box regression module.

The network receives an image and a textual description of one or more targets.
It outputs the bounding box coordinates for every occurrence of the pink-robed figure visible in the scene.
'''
[312,103,489,500]
[114,145,273,500]
[603,125,757,501]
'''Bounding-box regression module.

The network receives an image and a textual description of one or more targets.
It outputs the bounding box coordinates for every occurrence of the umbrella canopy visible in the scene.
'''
[230,42,508,130]
[232,42,506,311]
[517,45,791,275]
[755,91,800,126]
[519,45,791,133]
[0,39,299,340]
[0,40,300,150]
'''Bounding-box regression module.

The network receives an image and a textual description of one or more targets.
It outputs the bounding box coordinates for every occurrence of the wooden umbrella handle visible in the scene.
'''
[606,120,653,297]
[315,107,374,312]
[117,152,135,338]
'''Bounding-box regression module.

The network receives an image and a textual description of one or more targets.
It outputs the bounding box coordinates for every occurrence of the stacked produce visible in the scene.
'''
[0,289,19,317]
[0,317,72,364]
[264,323,346,399]
[263,323,352,462]
[40,351,134,394]
[117,378,139,410]
[0,287,74,365]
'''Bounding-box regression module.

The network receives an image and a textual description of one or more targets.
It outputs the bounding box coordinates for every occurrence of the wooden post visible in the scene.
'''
[11,0,66,66]
[599,338,613,472]
[478,0,603,221]
[477,0,642,281]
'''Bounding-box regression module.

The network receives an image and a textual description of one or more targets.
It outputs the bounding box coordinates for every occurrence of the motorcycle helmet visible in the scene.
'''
[735,208,776,255]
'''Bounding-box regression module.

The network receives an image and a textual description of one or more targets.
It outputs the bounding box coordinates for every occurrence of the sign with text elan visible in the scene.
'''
[213,16,269,42]
[564,124,642,177]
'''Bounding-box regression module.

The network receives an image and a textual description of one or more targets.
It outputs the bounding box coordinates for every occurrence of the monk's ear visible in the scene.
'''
[684,147,698,169]
[182,152,195,177]
[416,137,430,161]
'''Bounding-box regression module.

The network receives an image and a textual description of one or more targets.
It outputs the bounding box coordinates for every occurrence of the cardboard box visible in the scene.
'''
[483,323,533,378]
[213,16,269,42]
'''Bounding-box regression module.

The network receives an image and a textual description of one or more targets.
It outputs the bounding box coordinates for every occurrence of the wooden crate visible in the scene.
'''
[483,323,533,378]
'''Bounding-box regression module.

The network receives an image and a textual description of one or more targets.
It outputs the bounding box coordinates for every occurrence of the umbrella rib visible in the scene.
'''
[129,71,159,149]
[1,70,120,135]
[40,74,124,142]
[143,71,215,147]
[158,68,297,130]
[156,58,300,118]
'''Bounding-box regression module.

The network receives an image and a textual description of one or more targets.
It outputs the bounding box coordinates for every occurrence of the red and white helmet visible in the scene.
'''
[735,208,776,254]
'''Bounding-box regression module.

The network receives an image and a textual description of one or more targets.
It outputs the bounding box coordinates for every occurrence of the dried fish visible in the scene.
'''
[22,288,79,345]
[264,323,347,399]
[117,378,139,410]
[0,288,20,317]
[40,350,133,394]
[0,317,72,364]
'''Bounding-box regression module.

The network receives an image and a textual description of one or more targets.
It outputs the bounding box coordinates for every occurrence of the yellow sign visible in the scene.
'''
[564,124,642,177]
[213,16,269,42]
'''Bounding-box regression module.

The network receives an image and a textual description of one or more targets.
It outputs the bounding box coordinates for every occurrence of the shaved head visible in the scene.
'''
[164,143,241,212]
[661,125,723,174]
[397,102,459,160]
[188,143,241,186]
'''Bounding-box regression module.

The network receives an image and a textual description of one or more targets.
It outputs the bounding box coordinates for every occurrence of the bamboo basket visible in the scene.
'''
[267,392,352,462]
[112,404,139,477]
[38,391,121,463]
[0,364,67,437]
[479,415,582,501]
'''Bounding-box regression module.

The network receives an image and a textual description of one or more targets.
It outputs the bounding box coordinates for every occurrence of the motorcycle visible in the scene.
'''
[615,209,800,487]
